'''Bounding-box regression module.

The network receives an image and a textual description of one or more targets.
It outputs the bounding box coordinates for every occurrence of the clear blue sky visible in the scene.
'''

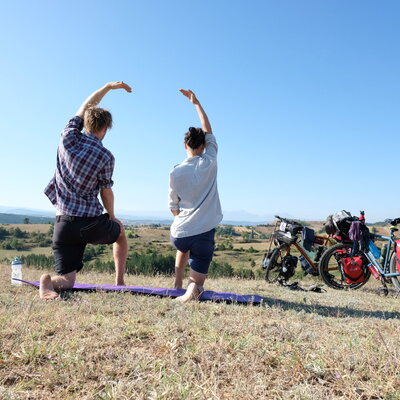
[1,0,399,222]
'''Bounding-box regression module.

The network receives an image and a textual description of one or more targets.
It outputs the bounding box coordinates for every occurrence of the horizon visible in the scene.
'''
[1,1,400,223]
[0,204,386,224]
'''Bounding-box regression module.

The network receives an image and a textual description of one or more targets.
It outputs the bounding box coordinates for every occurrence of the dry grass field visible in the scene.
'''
[1,263,400,400]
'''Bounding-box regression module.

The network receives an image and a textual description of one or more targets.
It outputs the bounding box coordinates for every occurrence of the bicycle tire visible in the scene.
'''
[318,242,370,290]
[264,244,287,283]
[389,253,400,290]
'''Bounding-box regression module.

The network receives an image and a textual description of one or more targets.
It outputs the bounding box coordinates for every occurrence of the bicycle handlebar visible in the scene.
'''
[384,218,400,226]
[274,215,303,227]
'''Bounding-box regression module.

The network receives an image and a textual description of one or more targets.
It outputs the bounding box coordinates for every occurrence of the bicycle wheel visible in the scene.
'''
[265,244,287,283]
[389,253,400,290]
[318,242,370,290]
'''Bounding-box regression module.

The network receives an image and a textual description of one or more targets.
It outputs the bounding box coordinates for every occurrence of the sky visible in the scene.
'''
[0,0,400,222]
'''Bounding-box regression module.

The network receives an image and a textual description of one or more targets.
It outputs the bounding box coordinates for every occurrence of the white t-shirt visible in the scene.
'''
[169,134,223,238]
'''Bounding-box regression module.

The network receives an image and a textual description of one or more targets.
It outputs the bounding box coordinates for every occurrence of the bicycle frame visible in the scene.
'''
[268,217,336,272]
[366,233,400,279]
[293,236,336,271]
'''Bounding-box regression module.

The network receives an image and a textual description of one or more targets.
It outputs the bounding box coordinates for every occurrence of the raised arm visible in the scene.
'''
[76,81,132,118]
[179,89,212,134]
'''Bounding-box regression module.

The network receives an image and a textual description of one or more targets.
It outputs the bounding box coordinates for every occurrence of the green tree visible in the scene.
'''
[48,224,54,236]
[9,238,24,250]
[208,261,234,278]
[242,232,251,243]
[12,227,26,239]
[216,225,235,237]
[217,243,226,251]
[0,226,8,240]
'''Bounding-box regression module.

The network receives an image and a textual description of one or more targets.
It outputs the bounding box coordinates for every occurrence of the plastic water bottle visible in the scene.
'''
[11,257,23,285]
[380,244,388,264]
[369,240,381,259]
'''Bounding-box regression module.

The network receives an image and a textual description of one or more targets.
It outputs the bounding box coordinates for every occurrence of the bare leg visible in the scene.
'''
[39,271,76,300]
[113,225,127,286]
[174,250,189,289]
[175,269,207,303]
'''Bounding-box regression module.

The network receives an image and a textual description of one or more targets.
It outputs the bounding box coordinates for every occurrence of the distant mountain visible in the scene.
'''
[118,210,279,226]
[0,206,54,217]
[0,213,54,224]
[0,206,293,226]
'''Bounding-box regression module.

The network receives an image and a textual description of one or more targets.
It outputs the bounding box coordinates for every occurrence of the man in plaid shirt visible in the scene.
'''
[40,81,132,300]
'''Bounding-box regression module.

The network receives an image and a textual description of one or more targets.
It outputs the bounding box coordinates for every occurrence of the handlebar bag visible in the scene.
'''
[273,230,297,245]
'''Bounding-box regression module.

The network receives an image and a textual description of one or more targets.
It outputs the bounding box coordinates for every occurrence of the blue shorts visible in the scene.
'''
[170,229,215,274]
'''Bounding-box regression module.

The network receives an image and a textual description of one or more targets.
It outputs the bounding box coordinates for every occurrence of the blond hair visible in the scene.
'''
[84,107,113,134]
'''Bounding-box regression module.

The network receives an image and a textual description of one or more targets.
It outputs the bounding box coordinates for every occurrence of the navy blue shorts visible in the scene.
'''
[52,213,121,275]
[170,229,215,274]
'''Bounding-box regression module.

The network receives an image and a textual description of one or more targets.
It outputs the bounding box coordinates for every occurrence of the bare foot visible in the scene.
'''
[39,274,59,300]
[175,282,203,303]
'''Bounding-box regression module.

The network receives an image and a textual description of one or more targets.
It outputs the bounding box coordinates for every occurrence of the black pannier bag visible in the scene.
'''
[280,255,298,280]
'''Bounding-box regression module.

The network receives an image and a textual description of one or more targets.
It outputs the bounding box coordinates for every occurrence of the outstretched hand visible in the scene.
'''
[108,81,132,93]
[179,89,199,105]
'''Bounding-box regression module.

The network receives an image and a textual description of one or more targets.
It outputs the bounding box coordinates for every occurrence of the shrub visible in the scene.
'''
[208,261,234,278]
[216,225,236,237]
[255,269,265,279]
[234,268,255,279]
[125,252,175,276]
[83,245,106,262]
[216,243,226,251]
[11,227,26,239]
[22,254,54,269]
[39,239,52,247]
[0,226,8,240]
[2,238,25,250]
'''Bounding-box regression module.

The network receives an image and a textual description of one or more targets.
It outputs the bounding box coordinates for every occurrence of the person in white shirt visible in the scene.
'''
[169,89,223,302]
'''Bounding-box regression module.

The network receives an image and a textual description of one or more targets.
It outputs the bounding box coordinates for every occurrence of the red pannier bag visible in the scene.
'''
[395,240,400,273]
[341,256,365,284]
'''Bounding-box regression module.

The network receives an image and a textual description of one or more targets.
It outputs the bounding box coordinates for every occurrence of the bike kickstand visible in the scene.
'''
[378,277,389,296]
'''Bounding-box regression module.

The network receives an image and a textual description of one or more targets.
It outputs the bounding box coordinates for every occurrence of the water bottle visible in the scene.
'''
[368,263,380,280]
[369,240,381,259]
[380,244,388,264]
[11,257,23,285]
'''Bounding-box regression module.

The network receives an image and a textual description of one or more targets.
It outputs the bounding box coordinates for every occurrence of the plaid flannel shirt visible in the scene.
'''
[45,116,115,217]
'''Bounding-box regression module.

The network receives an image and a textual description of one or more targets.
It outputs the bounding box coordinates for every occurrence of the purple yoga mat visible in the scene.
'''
[16,279,264,305]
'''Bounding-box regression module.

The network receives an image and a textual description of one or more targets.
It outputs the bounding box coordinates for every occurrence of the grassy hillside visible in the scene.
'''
[0,213,54,224]
[0,221,395,281]
[1,266,400,399]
